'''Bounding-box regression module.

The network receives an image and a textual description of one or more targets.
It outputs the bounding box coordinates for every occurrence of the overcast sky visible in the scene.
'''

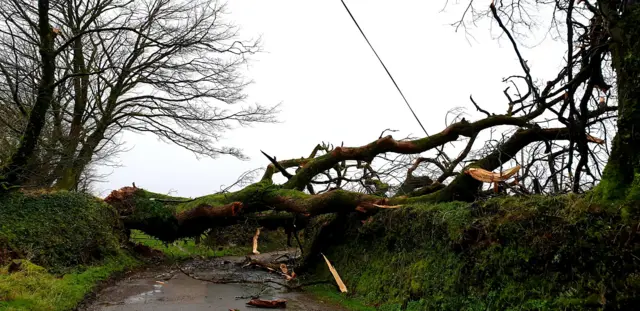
[95,0,567,198]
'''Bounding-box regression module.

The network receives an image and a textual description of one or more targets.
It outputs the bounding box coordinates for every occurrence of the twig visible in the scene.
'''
[260,150,293,179]
[470,95,491,117]
[379,128,398,138]
[489,1,538,101]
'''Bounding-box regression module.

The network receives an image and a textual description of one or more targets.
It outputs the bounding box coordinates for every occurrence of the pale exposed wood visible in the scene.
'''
[252,228,261,255]
[465,165,521,183]
[322,253,348,293]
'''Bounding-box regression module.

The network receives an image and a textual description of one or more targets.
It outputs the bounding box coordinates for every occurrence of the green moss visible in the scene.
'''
[0,253,140,311]
[0,191,123,272]
[168,180,305,213]
[175,193,227,212]
[595,5,640,202]
[306,194,640,310]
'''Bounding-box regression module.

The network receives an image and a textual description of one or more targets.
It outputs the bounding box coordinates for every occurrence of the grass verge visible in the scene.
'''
[129,229,245,259]
[307,284,377,311]
[0,252,140,311]
[129,227,296,261]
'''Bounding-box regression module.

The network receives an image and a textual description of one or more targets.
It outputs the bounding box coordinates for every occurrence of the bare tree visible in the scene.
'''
[0,0,58,189]
[0,0,278,190]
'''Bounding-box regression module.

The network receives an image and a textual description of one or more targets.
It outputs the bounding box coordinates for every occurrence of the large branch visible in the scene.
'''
[418,126,606,202]
[103,126,575,241]
[283,115,534,190]
[104,183,398,242]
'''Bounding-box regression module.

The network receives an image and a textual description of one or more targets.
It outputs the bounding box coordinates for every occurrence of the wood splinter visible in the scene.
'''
[465,165,521,193]
[322,253,348,293]
[253,227,261,255]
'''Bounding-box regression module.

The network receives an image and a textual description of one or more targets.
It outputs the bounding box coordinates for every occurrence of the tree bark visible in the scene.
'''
[595,4,640,200]
[1,0,56,188]
[54,22,90,191]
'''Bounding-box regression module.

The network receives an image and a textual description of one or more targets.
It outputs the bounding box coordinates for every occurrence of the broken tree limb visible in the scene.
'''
[261,157,309,181]
[283,115,534,191]
[243,258,296,281]
[261,150,293,179]
[322,253,348,293]
[415,126,609,202]
[465,165,521,183]
[465,165,521,193]
[253,228,261,255]
[371,203,402,209]
[247,298,287,308]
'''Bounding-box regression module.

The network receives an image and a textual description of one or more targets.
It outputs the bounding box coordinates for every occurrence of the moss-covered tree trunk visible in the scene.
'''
[596,5,640,200]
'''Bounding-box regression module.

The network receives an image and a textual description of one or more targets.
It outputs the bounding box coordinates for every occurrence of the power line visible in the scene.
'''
[340,0,429,137]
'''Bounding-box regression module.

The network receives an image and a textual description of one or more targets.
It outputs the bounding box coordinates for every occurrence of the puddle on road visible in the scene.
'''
[81,250,347,311]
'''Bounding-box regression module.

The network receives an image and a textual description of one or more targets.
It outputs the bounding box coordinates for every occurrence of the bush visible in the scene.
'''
[0,190,124,272]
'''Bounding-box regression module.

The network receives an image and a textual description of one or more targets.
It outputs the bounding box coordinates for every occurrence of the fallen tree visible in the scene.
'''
[105,123,610,243]
[102,0,639,258]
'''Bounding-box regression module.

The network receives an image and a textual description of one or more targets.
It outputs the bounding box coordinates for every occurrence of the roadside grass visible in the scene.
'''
[129,228,295,260]
[0,253,140,311]
[129,229,246,259]
[306,284,377,311]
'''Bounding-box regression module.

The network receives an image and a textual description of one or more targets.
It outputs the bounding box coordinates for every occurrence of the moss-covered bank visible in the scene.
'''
[0,190,125,271]
[0,190,139,310]
[0,254,140,311]
[306,195,640,310]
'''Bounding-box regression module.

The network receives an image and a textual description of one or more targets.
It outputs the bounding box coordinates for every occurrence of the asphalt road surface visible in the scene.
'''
[81,249,348,311]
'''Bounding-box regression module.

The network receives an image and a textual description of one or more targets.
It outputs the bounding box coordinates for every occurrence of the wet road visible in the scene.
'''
[81,250,347,311]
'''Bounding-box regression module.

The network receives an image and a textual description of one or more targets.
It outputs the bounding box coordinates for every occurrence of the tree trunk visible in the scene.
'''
[1,0,55,189]
[54,124,105,190]
[54,21,90,191]
[56,37,89,190]
[595,6,640,200]
[55,83,122,190]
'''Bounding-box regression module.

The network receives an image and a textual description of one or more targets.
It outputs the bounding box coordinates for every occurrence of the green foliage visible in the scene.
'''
[0,254,140,311]
[129,225,293,260]
[129,229,241,259]
[0,191,123,272]
[308,195,640,310]
[127,190,179,221]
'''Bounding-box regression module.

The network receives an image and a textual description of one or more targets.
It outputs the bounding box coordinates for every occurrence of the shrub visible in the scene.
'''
[0,190,124,272]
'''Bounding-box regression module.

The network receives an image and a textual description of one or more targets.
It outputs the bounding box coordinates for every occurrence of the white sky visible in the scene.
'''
[95,0,567,198]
